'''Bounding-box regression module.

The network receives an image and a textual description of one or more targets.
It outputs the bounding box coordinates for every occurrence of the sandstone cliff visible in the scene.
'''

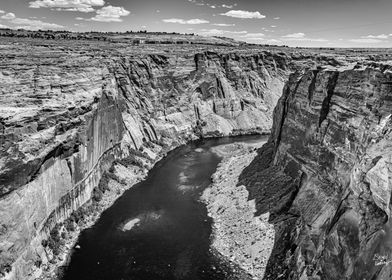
[0,41,303,279]
[240,63,392,280]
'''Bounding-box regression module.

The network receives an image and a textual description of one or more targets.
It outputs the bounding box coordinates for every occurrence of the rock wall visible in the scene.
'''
[0,47,295,279]
[240,63,392,280]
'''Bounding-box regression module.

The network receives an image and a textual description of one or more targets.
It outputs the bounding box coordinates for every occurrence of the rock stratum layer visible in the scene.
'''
[0,40,308,279]
[240,63,392,280]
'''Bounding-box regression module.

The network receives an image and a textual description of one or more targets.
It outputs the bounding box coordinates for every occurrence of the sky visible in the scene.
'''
[0,0,392,47]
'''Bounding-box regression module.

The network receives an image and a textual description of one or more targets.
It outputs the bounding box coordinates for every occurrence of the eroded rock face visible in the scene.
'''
[0,42,303,279]
[241,63,392,280]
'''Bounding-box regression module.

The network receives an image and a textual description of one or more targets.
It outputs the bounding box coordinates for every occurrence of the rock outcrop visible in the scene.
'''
[240,63,392,280]
[0,41,300,279]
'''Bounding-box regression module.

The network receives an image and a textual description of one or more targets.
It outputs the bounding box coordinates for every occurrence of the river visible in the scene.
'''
[62,135,266,280]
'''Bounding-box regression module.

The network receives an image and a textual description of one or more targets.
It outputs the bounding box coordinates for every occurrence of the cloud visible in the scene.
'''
[362,34,389,39]
[270,25,276,28]
[212,23,235,27]
[1,13,15,20]
[0,11,63,30]
[0,24,9,28]
[163,18,209,24]
[29,0,105,12]
[9,17,63,30]
[265,39,282,43]
[0,10,4,14]
[222,4,234,8]
[187,0,204,6]
[242,33,265,39]
[286,38,328,42]
[90,5,130,22]
[281,32,327,42]
[273,17,280,20]
[349,38,383,43]
[283,32,305,38]
[199,28,246,36]
[221,10,266,19]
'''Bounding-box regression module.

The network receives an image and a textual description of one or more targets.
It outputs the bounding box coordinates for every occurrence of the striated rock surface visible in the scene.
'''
[0,40,309,279]
[240,62,392,280]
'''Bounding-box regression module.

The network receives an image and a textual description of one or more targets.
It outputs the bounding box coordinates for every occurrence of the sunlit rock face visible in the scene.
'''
[241,63,392,280]
[0,42,303,279]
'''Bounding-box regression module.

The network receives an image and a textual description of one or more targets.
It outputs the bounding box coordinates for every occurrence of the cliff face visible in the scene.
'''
[0,43,298,279]
[240,63,392,279]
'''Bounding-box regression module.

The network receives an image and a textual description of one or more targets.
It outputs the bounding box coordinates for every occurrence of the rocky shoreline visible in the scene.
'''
[202,140,275,280]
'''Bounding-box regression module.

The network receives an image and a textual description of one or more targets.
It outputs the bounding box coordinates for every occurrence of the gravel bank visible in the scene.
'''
[202,140,275,280]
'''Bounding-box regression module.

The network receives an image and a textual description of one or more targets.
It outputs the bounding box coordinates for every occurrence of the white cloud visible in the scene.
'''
[270,25,276,28]
[187,0,204,6]
[0,11,63,30]
[199,28,246,36]
[242,33,265,38]
[362,34,389,39]
[212,23,235,27]
[265,39,282,43]
[349,38,383,43]
[222,4,233,8]
[210,5,216,8]
[163,18,209,24]
[90,5,130,22]
[11,17,63,30]
[29,0,105,12]
[281,33,327,42]
[0,10,5,14]
[273,17,280,20]
[220,10,266,19]
[283,32,305,38]
[1,13,15,20]
[0,24,9,28]
[286,38,328,42]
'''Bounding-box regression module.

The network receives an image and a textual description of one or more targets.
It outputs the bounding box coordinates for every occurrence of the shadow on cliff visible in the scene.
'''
[237,142,301,280]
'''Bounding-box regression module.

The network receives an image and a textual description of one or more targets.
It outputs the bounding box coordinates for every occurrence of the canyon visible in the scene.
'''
[0,34,392,280]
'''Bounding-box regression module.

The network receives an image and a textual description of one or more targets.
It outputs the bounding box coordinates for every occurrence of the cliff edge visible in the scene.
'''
[240,62,392,280]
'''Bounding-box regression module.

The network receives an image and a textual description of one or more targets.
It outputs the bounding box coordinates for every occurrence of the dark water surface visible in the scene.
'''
[63,135,266,280]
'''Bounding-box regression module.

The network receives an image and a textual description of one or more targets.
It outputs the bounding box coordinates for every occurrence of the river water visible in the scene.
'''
[62,135,265,280]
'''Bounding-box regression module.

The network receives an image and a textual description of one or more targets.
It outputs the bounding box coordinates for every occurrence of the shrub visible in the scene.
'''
[106,171,120,182]
[144,141,155,149]
[41,239,48,247]
[151,138,167,147]
[0,255,12,276]
[98,173,110,193]
[92,187,103,202]
[64,219,75,232]
[47,225,65,256]
[118,154,147,169]
[69,205,94,224]
[34,259,42,268]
